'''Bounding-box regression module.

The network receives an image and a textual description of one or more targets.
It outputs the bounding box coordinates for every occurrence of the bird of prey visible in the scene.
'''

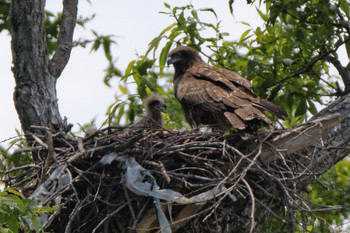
[131,94,167,130]
[167,46,286,131]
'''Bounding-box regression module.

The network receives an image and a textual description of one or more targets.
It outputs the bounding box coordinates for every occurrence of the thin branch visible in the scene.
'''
[0,164,40,174]
[324,54,350,94]
[49,0,78,78]
[91,203,128,233]
[267,37,350,100]
[242,178,256,233]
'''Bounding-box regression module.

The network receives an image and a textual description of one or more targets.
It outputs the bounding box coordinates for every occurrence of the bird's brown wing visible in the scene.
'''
[175,63,270,129]
[193,64,253,89]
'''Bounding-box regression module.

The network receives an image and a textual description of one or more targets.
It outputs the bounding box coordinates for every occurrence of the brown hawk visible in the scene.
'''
[167,46,286,131]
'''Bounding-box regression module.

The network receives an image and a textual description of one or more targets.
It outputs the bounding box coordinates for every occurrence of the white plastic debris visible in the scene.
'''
[100,153,231,233]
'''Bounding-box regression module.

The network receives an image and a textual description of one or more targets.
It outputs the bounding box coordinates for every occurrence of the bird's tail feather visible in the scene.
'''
[253,99,287,119]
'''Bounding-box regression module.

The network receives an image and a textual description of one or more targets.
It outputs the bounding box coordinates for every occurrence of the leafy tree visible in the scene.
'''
[0,0,349,232]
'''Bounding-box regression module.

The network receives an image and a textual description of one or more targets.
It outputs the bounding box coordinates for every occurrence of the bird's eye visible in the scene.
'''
[150,100,160,105]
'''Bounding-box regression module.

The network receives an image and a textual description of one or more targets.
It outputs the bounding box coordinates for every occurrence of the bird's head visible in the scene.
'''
[167,46,202,71]
[144,94,167,115]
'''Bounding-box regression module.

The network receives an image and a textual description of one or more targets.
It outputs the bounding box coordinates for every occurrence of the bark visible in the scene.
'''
[10,0,76,138]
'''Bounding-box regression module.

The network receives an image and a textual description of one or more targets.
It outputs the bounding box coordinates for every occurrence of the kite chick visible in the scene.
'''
[132,94,167,130]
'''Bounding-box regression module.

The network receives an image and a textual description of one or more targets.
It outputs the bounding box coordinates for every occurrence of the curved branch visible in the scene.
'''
[325,54,350,94]
[267,38,350,100]
[49,0,78,79]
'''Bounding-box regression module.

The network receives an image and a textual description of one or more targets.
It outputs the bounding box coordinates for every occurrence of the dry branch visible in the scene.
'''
[261,113,341,162]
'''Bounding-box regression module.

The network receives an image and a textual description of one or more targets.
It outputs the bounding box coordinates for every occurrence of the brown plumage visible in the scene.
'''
[131,94,167,130]
[167,46,287,131]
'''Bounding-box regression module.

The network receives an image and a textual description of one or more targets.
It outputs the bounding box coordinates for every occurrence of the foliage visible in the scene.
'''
[0,188,44,233]
[103,0,349,129]
[0,131,33,188]
[0,133,56,232]
[306,159,350,232]
[263,158,350,233]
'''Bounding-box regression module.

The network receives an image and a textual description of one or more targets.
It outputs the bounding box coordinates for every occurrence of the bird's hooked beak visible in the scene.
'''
[167,56,181,66]
[156,102,167,112]
[167,57,174,66]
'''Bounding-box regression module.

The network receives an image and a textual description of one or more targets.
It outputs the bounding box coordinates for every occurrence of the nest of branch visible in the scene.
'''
[9,115,340,233]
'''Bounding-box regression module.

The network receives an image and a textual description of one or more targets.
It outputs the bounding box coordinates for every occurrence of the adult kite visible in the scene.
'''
[167,46,286,131]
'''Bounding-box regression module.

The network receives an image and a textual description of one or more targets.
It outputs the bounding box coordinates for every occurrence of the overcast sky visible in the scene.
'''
[0,1,264,145]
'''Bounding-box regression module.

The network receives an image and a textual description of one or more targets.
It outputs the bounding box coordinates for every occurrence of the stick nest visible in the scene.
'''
[11,126,315,233]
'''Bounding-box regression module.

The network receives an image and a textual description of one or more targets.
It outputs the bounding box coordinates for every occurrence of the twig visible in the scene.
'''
[65,195,89,233]
[123,183,137,223]
[242,178,255,233]
[0,164,40,174]
[31,134,48,149]
[91,203,128,233]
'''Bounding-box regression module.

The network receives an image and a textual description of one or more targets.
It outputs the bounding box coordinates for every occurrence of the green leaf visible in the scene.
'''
[146,36,162,56]
[102,38,112,62]
[159,41,172,68]
[307,99,318,115]
[137,78,148,98]
[23,198,35,213]
[295,97,307,117]
[239,21,251,27]
[91,39,101,52]
[122,60,136,80]
[115,102,126,124]
[30,214,42,232]
[160,23,176,36]
[7,216,19,233]
[199,8,217,18]
[178,11,186,25]
[108,102,121,126]
[239,29,251,42]
[163,2,171,9]
[119,84,127,94]
[191,9,199,23]
[4,188,22,197]
[0,228,11,233]
[136,59,155,76]
[256,7,268,21]
[229,0,234,14]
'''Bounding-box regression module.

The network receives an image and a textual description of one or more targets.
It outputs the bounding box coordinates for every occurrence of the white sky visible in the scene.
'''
[0,0,264,145]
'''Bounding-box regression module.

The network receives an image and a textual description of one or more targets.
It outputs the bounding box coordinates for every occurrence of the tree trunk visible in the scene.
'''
[10,0,62,136]
[10,0,76,143]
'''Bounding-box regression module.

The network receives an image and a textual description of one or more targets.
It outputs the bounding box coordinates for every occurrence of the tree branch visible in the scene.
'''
[298,93,350,185]
[267,38,350,100]
[49,0,78,79]
[325,54,350,94]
